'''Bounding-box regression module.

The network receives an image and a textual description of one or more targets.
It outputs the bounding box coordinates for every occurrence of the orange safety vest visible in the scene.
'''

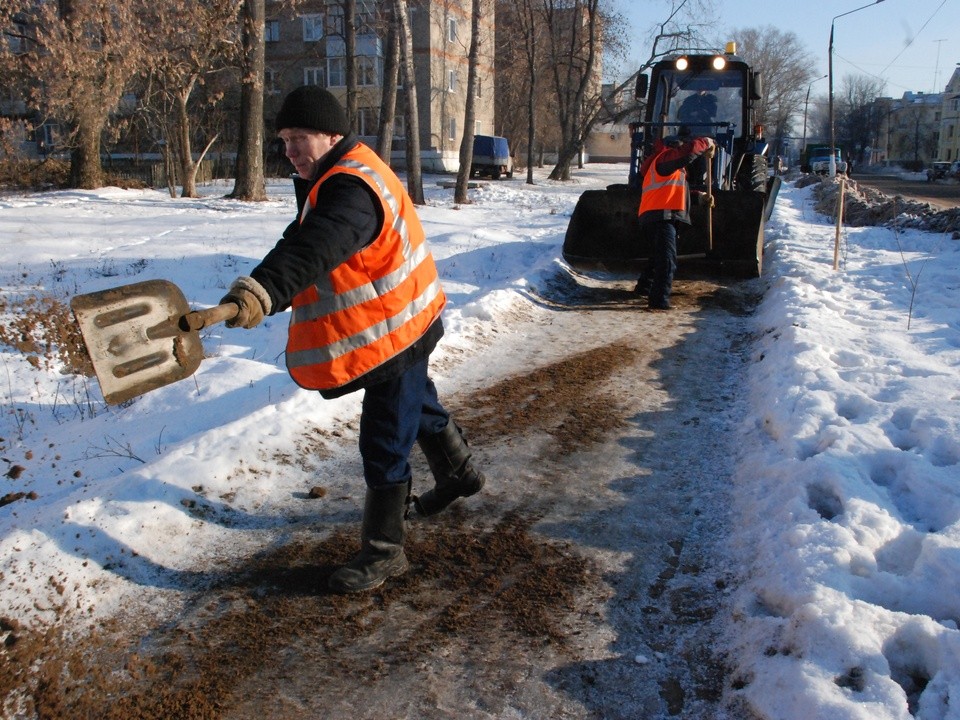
[285,144,446,391]
[638,150,687,216]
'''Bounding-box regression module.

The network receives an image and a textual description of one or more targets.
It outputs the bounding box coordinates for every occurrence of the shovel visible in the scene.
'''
[70,279,238,405]
[705,147,714,252]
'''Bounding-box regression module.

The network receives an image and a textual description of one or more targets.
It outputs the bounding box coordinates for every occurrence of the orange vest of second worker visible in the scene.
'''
[285,143,447,391]
[638,150,688,215]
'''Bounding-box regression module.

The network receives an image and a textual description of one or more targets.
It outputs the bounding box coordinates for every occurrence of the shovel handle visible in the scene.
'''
[180,302,240,332]
[706,154,714,252]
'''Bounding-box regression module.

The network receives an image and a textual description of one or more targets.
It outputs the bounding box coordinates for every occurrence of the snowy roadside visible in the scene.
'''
[724,180,960,720]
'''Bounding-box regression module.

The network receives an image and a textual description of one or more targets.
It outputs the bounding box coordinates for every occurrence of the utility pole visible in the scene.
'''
[829,1,886,176]
[933,39,947,92]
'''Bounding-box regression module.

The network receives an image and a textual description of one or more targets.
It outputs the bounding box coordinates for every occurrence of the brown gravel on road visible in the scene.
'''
[2,272,758,720]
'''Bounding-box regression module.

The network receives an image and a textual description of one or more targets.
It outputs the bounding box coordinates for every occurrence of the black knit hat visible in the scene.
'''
[275,86,350,135]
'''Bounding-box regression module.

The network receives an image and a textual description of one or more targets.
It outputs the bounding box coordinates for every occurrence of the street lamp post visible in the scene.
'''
[802,74,828,159]
[829,0,885,176]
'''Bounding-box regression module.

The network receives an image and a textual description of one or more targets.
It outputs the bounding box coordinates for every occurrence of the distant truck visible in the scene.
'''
[470,135,513,180]
[801,144,848,175]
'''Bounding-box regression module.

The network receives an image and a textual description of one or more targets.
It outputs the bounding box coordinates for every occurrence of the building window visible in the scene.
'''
[328,57,345,87]
[303,14,324,42]
[476,77,481,98]
[266,68,281,95]
[39,124,59,152]
[326,4,344,35]
[448,70,456,91]
[7,23,28,54]
[265,19,280,43]
[394,113,406,138]
[449,117,456,142]
[304,66,326,87]
[357,107,379,136]
[357,56,379,87]
[448,18,457,42]
[357,1,376,34]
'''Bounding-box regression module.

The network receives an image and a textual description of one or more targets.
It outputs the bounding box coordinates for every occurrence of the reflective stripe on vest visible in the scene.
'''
[638,151,687,215]
[285,144,446,390]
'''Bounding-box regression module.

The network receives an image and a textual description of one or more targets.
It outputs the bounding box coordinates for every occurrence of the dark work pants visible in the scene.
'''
[648,219,678,306]
[359,357,449,488]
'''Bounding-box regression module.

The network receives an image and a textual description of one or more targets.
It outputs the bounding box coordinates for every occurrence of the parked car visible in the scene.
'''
[927,161,952,181]
[470,135,513,180]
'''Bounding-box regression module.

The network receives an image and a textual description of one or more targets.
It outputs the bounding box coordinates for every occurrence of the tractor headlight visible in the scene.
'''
[712,55,726,70]
[675,56,689,71]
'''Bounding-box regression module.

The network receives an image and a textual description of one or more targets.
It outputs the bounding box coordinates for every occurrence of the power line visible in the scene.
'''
[879,0,948,77]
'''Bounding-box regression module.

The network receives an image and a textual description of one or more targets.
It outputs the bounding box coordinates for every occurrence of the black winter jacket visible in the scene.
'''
[250,133,444,398]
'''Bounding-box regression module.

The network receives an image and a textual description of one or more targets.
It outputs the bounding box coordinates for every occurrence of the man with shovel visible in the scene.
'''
[632,126,715,309]
[220,85,485,593]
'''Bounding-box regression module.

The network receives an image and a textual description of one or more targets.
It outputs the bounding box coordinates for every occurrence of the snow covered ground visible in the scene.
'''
[728,178,960,720]
[0,165,958,719]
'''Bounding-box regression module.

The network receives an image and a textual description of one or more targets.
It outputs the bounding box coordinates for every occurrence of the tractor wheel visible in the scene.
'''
[738,154,768,193]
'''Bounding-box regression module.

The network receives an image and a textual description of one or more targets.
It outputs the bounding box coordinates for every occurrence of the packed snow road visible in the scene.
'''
[213,272,761,720]
[9,271,761,719]
[1,166,762,719]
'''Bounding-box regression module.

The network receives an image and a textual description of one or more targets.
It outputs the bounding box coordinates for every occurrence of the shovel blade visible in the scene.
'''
[71,279,204,405]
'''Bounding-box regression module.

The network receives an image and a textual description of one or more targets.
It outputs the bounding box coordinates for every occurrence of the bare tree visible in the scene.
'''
[453,0,483,203]
[344,0,358,127]
[837,75,889,165]
[0,0,145,189]
[143,0,241,198]
[542,0,601,181]
[393,0,424,204]
[230,0,267,200]
[513,0,545,184]
[376,5,401,162]
[730,26,818,155]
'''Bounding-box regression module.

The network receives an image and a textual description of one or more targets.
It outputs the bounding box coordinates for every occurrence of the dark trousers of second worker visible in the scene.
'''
[648,219,678,308]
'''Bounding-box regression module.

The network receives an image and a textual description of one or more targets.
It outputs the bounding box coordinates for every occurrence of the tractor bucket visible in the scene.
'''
[562,185,643,274]
[563,185,769,279]
[764,175,783,222]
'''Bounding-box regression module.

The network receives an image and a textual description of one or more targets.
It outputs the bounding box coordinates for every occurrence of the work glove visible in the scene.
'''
[695,191,715,208]
[220,276,272,329]
[703,138,716,158]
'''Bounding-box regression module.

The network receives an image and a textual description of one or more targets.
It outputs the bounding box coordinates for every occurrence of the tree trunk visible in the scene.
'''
[344,0,358,128]
[393,0,423,204]
[376,11,400,162]
[175,90,198,198]
[69,115,104,190]
[230,0,267,201]
[454,0,482,204]
[545,0,600,182]
[518,0,538,185]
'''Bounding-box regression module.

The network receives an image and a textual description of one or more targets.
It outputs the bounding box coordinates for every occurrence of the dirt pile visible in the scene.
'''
[800,174,960,236]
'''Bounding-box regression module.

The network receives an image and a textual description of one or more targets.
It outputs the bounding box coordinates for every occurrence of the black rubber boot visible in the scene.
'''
[413,419,486,517]
[633,274,651,294]
[328,482,410,593]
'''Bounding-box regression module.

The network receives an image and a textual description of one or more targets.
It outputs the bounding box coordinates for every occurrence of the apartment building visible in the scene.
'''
[936,65,960,163]
[870,92,942,168]
[264,0,494,172]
